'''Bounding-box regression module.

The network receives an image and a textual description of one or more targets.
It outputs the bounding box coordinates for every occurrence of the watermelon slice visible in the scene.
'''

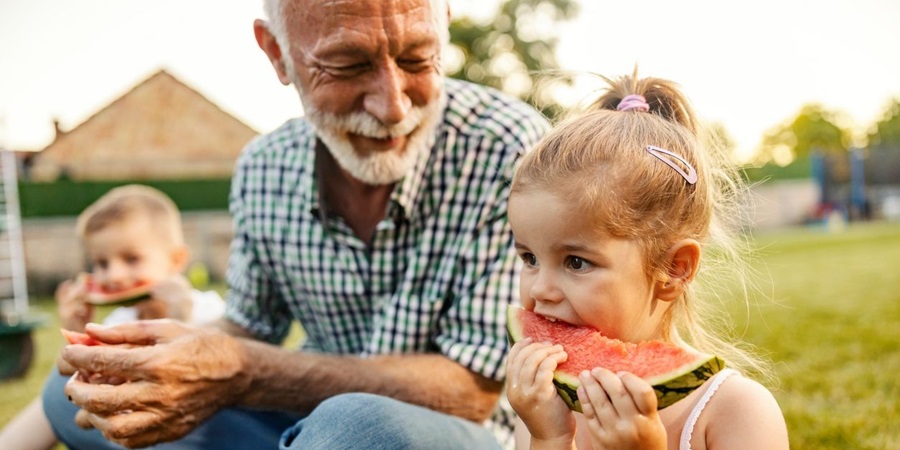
[60,329,104,346]
[507,306,725,411]
[84,277,153,306]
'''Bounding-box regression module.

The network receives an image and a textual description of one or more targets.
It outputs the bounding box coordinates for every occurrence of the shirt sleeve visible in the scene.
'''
[223,152,293,344]
[435,201,519,381]
[433,134,535,382]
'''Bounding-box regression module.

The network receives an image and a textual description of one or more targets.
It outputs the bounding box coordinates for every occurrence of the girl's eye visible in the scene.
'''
[520,253,537,267]
[566,256,591,271]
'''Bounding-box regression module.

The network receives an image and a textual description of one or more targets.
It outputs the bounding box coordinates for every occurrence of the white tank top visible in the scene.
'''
[679,368,739,450]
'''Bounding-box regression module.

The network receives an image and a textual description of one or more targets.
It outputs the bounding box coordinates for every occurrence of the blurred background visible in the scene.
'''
[0,1,898,448]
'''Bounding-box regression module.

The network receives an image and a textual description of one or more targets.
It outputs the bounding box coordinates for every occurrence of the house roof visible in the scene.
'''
[31,69,260,180]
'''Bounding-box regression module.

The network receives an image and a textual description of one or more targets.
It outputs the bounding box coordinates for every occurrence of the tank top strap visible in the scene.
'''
[679,368,739,450]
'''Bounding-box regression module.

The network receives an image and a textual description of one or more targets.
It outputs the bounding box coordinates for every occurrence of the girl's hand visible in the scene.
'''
[56,275,92,332]
[578,369,666,450]
[136,275,193,321]
[506,338,576,448]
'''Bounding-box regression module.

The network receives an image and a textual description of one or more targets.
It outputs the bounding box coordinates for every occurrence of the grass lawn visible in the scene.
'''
[732,221,900,449]
[1,222,898,449]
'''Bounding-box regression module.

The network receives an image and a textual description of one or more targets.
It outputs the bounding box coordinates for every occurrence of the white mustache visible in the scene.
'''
[307,107,425,139]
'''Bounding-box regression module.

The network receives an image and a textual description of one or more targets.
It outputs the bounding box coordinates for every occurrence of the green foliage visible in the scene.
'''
[759,104,850,163]
[19,178,231,218]
[742,157,812,182]
[867,98,900,151]
[448,0,579,118]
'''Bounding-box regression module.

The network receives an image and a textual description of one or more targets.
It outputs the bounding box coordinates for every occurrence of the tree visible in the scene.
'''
[867,98,900,151]
[758,104,850,165]
[447,0,579,118]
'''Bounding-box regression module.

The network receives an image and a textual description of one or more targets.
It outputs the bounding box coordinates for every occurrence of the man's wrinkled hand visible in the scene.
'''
[61,320,251,448]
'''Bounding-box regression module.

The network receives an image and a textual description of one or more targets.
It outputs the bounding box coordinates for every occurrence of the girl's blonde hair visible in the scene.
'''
[76,184,184,248]
[511,69,768,378]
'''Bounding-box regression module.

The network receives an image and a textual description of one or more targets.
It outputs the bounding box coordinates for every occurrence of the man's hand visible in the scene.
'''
[61,320,251,448]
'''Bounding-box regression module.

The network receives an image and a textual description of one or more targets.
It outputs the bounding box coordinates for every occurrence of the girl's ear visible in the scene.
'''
[654,239,701,302]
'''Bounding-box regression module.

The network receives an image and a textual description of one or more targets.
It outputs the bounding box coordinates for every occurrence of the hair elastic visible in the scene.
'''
[617,94,650,112]
[646,145,698,185]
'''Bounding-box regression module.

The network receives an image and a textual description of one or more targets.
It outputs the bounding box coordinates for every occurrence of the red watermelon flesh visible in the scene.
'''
[61,329,104,346]
[84,276,153,305]
[507,306,725,411]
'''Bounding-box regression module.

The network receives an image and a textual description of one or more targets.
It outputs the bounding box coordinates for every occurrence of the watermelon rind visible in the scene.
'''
[84,282,153,306]
[507,306,726,412]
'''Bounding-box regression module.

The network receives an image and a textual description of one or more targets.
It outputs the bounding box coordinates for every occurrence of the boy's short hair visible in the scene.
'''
[76,185,184,247]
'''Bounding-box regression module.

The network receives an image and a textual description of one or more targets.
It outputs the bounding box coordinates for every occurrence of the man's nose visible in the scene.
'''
[363,63,411,126]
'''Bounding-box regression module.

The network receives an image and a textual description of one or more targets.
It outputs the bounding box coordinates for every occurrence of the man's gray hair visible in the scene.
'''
[262,0,449,58]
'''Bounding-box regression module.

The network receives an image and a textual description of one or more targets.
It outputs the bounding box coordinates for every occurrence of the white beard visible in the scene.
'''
[290,77,445,185]
[304,98,444,185]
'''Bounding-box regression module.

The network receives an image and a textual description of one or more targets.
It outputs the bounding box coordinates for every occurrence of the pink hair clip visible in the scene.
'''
[617,94,650,112]
[646,145,698,185]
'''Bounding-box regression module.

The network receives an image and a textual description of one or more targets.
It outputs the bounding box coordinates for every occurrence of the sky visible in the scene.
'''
[1,0,899,162]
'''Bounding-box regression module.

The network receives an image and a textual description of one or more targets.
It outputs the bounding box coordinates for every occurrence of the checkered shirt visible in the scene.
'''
[224,78,549,448]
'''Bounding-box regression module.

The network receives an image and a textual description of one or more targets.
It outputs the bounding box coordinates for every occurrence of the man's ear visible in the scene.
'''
[654,239,701,302]
[253,19,291,86]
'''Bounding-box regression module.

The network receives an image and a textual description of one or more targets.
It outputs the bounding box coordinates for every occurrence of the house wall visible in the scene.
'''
[22,211,233,296]
[745,179,820,229]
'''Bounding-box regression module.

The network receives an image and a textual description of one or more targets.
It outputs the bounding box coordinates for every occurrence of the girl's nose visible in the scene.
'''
[530,269,564,304]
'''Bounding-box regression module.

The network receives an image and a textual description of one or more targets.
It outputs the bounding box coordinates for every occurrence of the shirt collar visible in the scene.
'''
[391,90,448,221]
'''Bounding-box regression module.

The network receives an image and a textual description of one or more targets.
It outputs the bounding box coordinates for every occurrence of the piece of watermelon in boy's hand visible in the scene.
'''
[83,275,154,306]
[61,328,104,346]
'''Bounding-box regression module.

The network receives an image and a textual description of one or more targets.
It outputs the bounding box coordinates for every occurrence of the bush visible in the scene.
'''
[19,179,231,217]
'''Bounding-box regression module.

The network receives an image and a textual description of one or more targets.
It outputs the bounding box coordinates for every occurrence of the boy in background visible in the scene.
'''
[0,184,224,450]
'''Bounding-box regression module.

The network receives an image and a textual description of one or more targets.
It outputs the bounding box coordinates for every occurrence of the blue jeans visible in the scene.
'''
[42,371,298,450]
[279,392,502,450]
[43,372,502,449]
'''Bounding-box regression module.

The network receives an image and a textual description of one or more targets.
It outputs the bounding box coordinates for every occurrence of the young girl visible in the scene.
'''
[0,185,225,450]
[505,71,789,450]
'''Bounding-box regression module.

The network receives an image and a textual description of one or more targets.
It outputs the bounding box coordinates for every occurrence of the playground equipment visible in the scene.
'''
[0,150,42,379]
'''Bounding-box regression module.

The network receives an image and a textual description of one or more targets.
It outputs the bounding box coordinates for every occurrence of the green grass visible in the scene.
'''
[2,223,899,448]
[732,222,900,449]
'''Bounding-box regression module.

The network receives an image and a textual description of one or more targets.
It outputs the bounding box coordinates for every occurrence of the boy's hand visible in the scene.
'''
[136,275,193,322]
[56,275,92,332]
[506,338,576,447]
[579,369,666,450]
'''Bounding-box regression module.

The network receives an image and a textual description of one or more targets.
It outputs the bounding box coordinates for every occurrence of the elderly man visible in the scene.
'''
[43,0,549,448]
